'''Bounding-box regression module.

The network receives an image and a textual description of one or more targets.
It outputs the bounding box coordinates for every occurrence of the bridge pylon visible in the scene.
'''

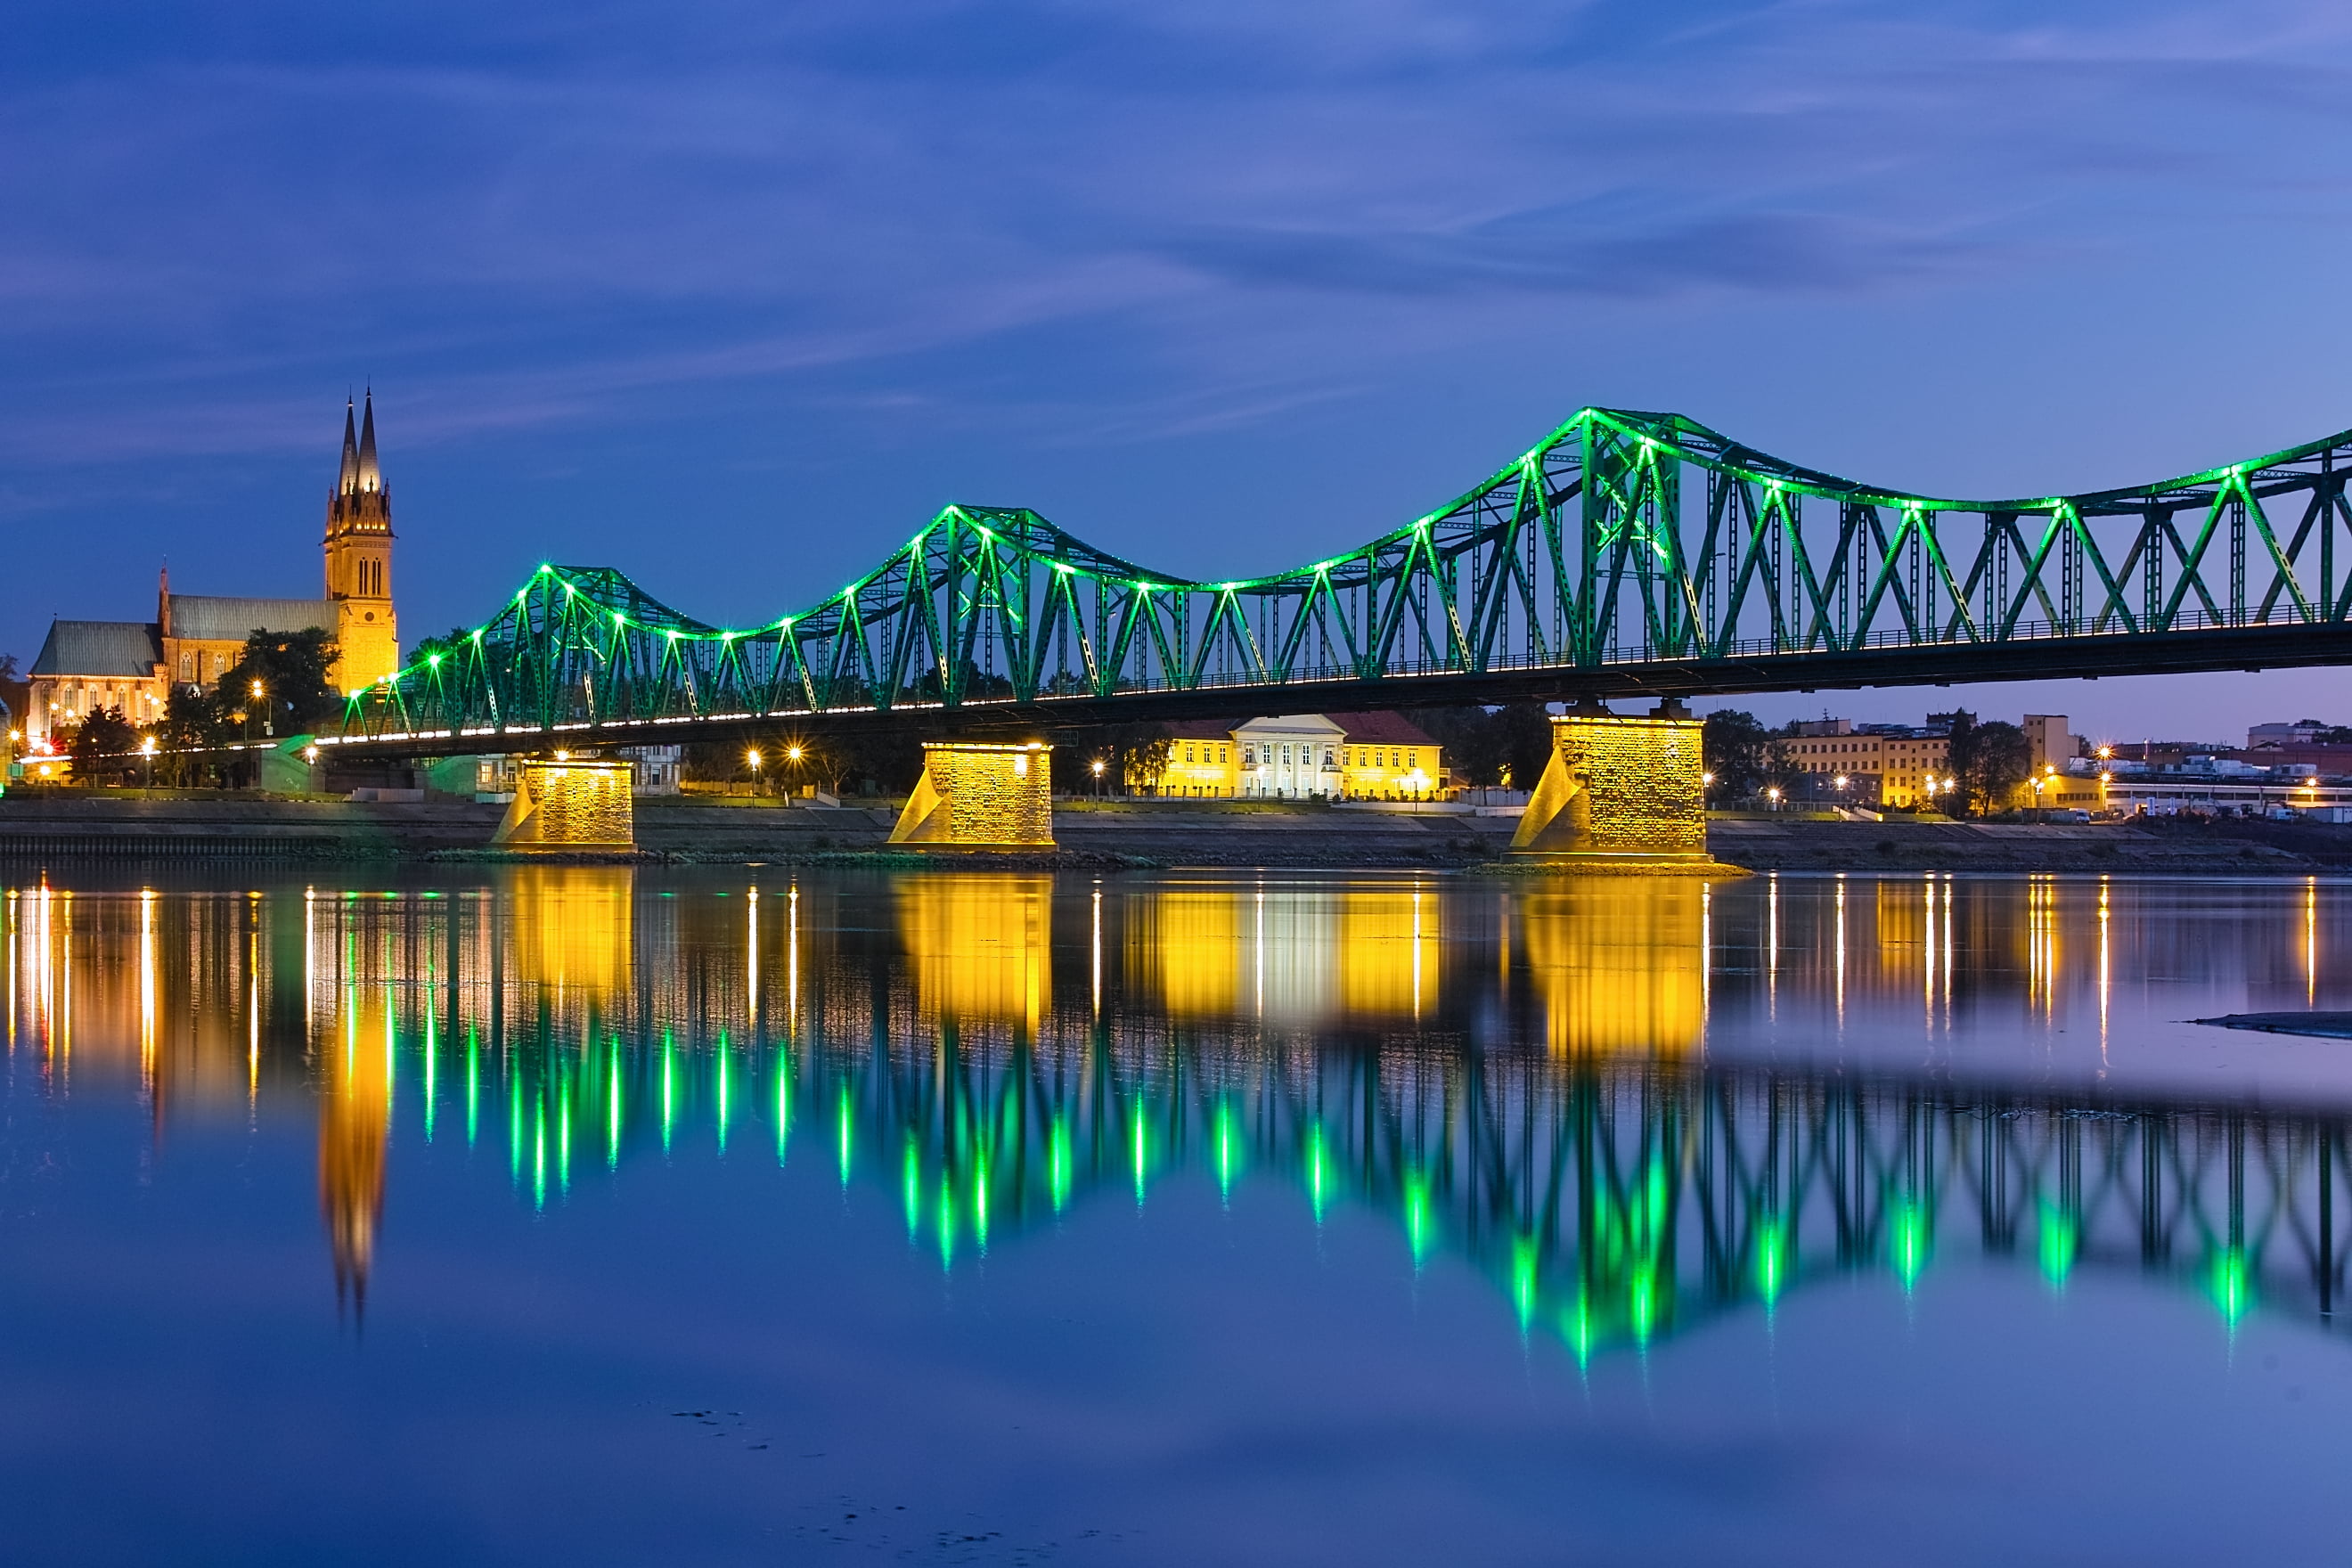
[491,755,635,852]
[888,741,1055,851]
[1509,702,1742,874]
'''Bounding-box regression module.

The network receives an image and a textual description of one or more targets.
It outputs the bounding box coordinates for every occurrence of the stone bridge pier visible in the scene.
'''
[492,755,636,851]
[889,741,1055,851]
[1510,701,1742,874]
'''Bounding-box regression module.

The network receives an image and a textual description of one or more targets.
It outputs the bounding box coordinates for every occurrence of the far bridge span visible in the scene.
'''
[322,406,2352,758]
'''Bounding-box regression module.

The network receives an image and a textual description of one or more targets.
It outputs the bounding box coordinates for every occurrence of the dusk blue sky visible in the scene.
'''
[11,0,2352,742]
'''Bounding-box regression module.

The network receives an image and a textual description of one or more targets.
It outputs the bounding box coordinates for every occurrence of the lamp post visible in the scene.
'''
[746,747,762,796]
[1090,757,1107,798]
[1767,786,1782,813]
[248,681,265,744]
[138,736,156,795]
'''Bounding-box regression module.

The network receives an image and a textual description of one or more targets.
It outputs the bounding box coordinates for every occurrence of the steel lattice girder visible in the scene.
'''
[333,408,2352,750]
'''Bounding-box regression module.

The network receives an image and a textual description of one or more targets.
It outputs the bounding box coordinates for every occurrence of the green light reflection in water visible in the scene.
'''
[253,873,2347,1366]
[2038,1200,2078,1288]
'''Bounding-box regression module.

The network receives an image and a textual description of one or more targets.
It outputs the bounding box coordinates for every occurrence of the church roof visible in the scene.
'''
[355,391,380,491]
[165,594,336,643]
[1327,710,1439,747]
[338,398,360,492]
[31,620,162,678]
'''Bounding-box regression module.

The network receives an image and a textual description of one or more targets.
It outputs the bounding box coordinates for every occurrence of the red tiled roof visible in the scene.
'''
[1159,711,1441,746]
[1326,710,1437,746]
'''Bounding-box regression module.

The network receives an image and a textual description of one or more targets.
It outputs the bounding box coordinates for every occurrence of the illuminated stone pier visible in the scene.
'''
[492,755,635,852]
[1509,704,1743,875]
[889,741,1054,851]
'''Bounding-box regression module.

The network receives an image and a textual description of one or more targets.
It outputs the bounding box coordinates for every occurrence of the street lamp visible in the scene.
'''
[1090,757,1107,798]
[746,747,762,794]
[138,735,156,793]
[1767,786,1782,811]
[247,680,265,742]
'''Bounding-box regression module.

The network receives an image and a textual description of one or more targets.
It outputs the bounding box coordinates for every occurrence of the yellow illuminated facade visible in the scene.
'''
[494,758,636,849]
[1511,711,1719,867]
[1783,726,1952,807]
[1146,713,1443,799]
[890,742,1054,848]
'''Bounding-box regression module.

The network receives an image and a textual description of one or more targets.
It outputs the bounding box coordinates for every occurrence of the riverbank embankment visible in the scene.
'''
[0,793,2332,871]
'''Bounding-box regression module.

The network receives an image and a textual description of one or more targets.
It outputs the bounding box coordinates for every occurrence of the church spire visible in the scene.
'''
[355,389,380,493]
[338,397,360,494]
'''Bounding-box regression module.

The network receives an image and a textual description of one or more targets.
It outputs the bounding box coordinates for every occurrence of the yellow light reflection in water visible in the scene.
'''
[318,976,390,1315]
[896,875,1050,1029]
[1130,882,1439,1024]
[1520,880,1704,1055]
[11,873,2335,1355]
[2307,878,2319,1007]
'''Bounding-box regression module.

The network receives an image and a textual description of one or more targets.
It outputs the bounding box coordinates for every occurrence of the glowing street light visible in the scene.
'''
[746,747,763,794]
[1767,786,1783,811]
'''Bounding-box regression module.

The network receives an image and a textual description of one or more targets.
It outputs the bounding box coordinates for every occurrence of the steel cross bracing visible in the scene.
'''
[331,409,2352,752]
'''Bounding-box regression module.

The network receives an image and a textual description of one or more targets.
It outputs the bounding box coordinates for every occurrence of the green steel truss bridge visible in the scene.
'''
[330,407,2352,754]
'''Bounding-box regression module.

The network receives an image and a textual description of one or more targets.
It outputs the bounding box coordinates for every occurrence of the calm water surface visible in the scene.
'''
[4,868,2351,1565]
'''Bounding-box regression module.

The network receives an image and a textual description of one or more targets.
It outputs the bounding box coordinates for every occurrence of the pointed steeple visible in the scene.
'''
[355,389,380,493]
[338,397,360,494]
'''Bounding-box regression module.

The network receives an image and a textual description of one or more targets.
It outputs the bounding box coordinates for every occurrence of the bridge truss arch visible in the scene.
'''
[331,409,2352,750]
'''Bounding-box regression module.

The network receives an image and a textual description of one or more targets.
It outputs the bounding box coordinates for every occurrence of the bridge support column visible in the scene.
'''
[889,741,1054,851]
[493,755,635,851]
[1510,702,1742,874]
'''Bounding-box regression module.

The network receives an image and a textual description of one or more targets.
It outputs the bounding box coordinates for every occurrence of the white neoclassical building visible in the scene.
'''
[1235,715,1345,798]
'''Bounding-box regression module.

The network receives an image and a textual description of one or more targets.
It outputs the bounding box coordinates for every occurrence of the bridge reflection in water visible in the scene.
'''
[5,870,2348,1348]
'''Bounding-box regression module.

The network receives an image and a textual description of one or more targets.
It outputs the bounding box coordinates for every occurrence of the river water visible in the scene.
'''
[3,867,2348,1565]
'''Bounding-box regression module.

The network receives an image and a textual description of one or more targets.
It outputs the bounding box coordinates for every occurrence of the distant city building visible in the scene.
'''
[2249,719,2330,747]
[25,394,401,752]
[1779,722,1952,808]
[2022,715,2084,772]
[1147,711,1443,799]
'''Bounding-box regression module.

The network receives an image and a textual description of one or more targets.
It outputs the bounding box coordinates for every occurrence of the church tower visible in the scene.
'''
[323,391,399,691]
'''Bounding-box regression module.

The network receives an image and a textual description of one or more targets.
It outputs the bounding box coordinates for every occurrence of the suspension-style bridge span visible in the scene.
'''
[323,407,2352,757]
